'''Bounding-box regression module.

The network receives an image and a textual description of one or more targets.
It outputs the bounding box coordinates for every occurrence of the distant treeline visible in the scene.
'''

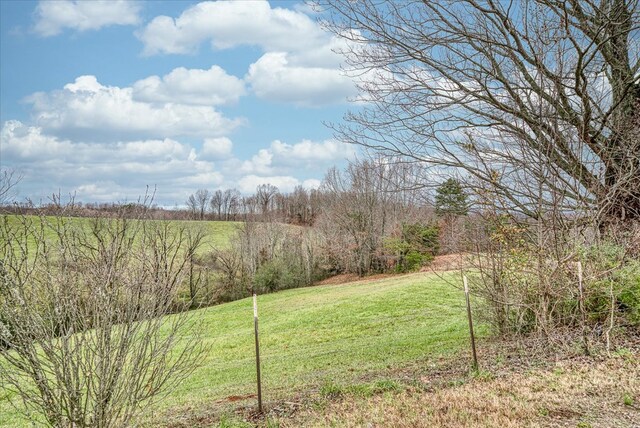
[0,201,195,221]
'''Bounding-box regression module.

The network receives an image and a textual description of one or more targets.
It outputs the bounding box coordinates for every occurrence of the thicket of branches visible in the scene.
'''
[202,158,452,302]
[184,185,324,225]
[0,200,204,427]
[320,0,640,225]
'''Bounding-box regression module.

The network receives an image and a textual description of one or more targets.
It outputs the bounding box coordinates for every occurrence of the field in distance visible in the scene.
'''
[0,215,241,255]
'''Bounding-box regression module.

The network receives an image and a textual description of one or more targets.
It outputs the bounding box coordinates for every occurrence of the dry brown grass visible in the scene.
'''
[423,253,471,272]
[276,353,639,428]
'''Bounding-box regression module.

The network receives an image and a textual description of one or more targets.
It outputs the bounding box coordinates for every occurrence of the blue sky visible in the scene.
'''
[0,0,359,206]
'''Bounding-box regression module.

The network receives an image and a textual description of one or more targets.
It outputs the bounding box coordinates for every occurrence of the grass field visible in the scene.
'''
[0,272,481,427]
[191,219,241,252]
[0,215,241,255]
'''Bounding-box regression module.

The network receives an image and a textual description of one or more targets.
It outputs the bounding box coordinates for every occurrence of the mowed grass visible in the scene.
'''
[0,272,481,427]
[159,272,479,424]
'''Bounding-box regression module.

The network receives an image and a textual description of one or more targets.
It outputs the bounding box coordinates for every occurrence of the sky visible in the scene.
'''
[0,0,359,207]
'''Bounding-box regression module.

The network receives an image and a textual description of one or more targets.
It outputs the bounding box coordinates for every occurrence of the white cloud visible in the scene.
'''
[201,137,233,159]
[25,75,244,141]
[33,0,140,37]
[236,175,323,194]
[237,175,302,194]
[132,66,245,106]
[137,1,359,106]
[1,120,194,165]
[1,121,347,204]
[239,138,355,174]
[246,52,357,106]
[270,139,354,163]
[0,121,224,204]
[240,149,274,175]
[137,1,327,56]
[302,178,322,189]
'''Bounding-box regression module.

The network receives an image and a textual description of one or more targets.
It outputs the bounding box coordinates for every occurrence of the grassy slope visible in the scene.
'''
[193,219,241,252]
[0,272,480,427]
[153,272,477,425]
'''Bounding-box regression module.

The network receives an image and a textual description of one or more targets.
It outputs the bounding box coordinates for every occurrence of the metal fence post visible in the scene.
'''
[253,292,263,413]
[463,275,479,371]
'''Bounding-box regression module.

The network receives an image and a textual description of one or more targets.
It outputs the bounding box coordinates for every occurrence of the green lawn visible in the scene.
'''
[0,272,483,427]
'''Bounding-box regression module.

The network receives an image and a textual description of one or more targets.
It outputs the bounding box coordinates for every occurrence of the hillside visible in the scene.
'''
[1,269,638,427]
[0,272,479,427]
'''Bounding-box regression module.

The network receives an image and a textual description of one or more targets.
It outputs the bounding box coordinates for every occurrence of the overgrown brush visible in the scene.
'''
[467,215,639,351]
[0,201,204,427]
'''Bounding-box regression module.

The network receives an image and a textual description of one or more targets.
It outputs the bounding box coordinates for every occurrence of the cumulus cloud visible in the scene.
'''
[302,178,322,189]
[132,66,245,106]
[25,75,244,141]
[1,121,346,204]
[201,137,233,159]
[237,175,302,194]
[270,138,354,163]
[246,52,357,106]
[1,120,224,204]
[239,138,355,174]
[33,0,140,37]
[137,1,327,56]
[236,175,323,194]
[137,1,358,106]
[240,149,274,175]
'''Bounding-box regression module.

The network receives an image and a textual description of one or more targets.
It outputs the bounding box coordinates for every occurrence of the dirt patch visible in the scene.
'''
[315,273,395,286]
[217,394,256,403]
[316,253,469,286]
[423,253,470,272]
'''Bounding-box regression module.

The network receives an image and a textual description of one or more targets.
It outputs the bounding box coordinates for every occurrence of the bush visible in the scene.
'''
[385,223,439,273]
[209,222,330,299]
[581,244,640,327]
[0,208,204,427]
[254,258,306,293]
[469,215,640,343]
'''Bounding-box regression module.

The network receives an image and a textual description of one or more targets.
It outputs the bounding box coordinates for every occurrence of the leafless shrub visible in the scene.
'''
[210,220,328,300]
[0,201,204,427]
[0,168,21,207]
[317,157,434,276]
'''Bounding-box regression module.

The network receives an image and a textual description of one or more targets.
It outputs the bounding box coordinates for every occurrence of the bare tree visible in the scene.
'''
[319,157,431,275]
[255,184,279,218]
[222,189,241,221]
[210,190,224,220]
[0,201,204,427]
[186,189,211,220]
[321,0,640,225]
[0,168,21,206]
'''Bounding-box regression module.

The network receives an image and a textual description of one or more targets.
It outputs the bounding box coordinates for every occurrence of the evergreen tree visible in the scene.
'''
[435,178,468,217]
